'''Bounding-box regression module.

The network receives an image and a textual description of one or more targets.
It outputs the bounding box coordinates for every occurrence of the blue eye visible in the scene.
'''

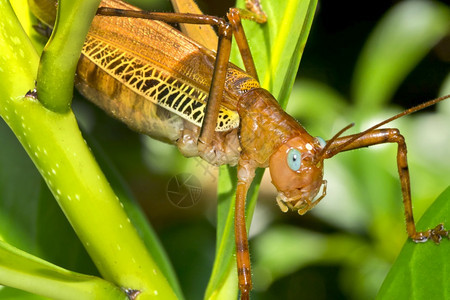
[287,149,302,171]
[315,136,326,148]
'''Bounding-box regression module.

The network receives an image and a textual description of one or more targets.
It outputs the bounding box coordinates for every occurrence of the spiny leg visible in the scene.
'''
[201,5,267,143]
[235,159,256,299]
[200,5,267,142]
[227,8,259,80]
[325,128,449,243]
[199,24,232,146]
[227,0,268,80]
[96,6,264,145]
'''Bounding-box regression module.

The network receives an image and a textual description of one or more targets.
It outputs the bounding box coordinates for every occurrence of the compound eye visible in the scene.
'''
[287,148,302,171]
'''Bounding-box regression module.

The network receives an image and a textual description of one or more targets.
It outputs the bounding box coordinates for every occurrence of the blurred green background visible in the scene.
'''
[1,0,449,299]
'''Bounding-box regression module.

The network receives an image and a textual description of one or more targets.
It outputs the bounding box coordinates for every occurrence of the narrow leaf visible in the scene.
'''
[377,186,450,299]
[0,241,127,300]
[206,0,318,298]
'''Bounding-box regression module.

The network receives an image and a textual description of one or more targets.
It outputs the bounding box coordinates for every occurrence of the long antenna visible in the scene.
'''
[317,122,354,161]
[324,94,450,159]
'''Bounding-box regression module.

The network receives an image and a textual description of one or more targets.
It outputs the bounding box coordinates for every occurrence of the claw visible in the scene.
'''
[412,224,449,244]
[429,224,449,244]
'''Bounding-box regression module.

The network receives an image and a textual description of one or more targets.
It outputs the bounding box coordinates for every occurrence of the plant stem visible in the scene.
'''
[0,1,177,298]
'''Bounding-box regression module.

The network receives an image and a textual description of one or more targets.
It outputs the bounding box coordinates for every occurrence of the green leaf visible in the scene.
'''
[230,0,317,107]
[352,1,450,112]
[377,186,450,299]
[11,0,47,53]
[0,241,127,300]
[206,0,318,298]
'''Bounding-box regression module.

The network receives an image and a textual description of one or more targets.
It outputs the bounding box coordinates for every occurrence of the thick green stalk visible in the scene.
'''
[0,1,177,298]
[36,0,101,112]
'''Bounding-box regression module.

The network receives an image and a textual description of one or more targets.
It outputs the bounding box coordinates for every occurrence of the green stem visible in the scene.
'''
[36,0,101,112]
[0,1,177,298]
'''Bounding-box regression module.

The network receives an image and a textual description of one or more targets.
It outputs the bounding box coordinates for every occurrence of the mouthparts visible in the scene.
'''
[275,180,327,215]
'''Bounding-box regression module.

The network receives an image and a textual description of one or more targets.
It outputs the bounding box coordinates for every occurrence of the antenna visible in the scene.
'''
[324,94,450,159]
[317,123,354,161]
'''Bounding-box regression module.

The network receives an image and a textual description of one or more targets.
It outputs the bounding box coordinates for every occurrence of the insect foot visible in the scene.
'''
[412,224,449,244]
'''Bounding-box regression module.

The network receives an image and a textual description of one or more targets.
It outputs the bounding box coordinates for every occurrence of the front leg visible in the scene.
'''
[235,158,256,299]
[326,128,449,243]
